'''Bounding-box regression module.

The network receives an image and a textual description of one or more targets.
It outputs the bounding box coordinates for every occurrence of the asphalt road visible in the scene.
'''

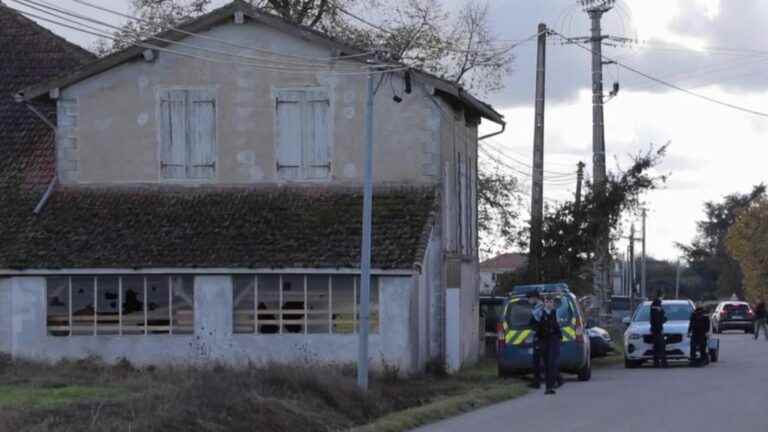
[414,333,768,432]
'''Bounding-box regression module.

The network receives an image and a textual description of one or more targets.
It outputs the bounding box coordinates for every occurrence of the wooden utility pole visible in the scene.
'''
[675,259,681,299]
[529,23,547,282]
[575,161,585,210]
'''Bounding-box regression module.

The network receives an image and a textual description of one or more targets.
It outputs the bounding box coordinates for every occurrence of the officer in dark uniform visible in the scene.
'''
[650,291,668,368]
[526,291,544,389]
[534,295,562,395]
[688,304,710,366]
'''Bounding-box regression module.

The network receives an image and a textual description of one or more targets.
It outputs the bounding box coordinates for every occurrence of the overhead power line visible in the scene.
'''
[9,4,405,76]
[68,0,373,63]
[552,30,768,119]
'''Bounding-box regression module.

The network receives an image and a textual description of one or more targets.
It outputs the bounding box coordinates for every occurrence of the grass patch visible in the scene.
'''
[0,356,527,432]
[0,385,123,409]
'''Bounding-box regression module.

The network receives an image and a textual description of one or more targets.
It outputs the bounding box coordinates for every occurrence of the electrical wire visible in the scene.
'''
[553,30,768,119]
[69,0,374,63]
[12,7,407,76]
[482,140,579,178]
[16,0,376,69]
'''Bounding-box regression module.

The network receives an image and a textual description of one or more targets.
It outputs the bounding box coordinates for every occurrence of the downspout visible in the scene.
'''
[14,93,58,214]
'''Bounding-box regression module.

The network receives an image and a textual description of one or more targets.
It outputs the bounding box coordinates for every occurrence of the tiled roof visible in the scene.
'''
[0,3,95,264]
[0,3,94,191]
[0,187,438,270]
[480,253,527,271]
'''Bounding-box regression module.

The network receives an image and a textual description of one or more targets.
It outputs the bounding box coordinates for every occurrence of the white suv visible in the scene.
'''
[623,300,695,368]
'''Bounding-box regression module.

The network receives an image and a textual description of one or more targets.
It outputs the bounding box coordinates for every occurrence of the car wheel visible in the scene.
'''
[578,359,592,381]
[744,328,751,334]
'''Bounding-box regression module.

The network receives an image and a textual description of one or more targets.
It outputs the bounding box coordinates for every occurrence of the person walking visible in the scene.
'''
[754,300,767,341]
[527,291,544,389]
[688,303,710,366]
[534,295,562,395]
[650,291,668,368]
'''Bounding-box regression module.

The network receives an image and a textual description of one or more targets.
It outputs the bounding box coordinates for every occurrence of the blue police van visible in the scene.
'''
[496,283,592,381]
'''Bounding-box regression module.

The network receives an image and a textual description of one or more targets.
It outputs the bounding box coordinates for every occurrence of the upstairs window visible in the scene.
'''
[275,89,330,180]
[159,88,216,180]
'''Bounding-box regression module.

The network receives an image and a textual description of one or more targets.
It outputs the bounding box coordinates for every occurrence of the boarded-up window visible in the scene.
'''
[71,276,95,335]
[96,276,120,335]
[233,276,255,334]
[159,89,216,180]
[171,276,194,334]
[233,274,379,335]
[307,275,330,334]
[47,277,70,336]
[276,89,330,180]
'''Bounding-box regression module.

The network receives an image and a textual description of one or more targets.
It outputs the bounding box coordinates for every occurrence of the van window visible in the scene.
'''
[504,296,576,330]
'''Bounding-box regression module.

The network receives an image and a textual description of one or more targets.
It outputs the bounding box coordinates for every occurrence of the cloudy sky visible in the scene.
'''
[8,0,768,261]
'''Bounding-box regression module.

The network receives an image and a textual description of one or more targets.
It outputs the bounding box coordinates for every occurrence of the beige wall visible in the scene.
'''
[58,20,442,187]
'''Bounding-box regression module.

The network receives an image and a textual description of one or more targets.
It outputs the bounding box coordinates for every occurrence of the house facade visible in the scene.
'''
[479,253,527,294]
[0,1,504,373]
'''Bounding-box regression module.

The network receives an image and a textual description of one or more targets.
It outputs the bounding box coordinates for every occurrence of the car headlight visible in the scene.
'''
[628,333,641,340]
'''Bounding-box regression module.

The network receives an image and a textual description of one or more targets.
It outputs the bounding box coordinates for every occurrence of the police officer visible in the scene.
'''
[650,291,668,368]
[535,295,562,395]
[527,291,544,389]
[688,303,710,366]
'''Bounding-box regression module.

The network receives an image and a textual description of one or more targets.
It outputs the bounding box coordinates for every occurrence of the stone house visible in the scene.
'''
[0,1,505,373]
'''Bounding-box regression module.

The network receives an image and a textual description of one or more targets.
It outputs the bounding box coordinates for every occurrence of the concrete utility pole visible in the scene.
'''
[629,224,635,313]
[358,62,377,391]
[641,208,647,299]
[575,161,585,210]
[529,23,547,282]
[573,0,615,318]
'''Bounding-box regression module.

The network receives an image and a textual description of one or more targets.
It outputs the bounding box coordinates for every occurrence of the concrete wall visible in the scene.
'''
[58,20,442,187]
[0,278,10,354]
[6,275,419,373]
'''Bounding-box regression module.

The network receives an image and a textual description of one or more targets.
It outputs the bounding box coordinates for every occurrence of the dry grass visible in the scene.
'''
[0,355,526,432]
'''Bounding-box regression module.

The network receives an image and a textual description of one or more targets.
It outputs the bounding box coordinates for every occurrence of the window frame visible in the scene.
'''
[273,87,332,182]
[232,274,379,336]
[157,86,218,183]
[45,275,195,337]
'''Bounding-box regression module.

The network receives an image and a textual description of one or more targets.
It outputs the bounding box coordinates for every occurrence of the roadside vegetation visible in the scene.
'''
[0,355,526,432]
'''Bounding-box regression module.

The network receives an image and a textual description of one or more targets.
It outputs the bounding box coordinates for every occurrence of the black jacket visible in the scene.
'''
[688,307,710,340]
[650,300,667,334]
[756,302,767,320]
[532,309,562,342]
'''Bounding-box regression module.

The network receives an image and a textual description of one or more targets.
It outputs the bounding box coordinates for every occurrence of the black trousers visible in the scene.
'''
[532,339,543,384]
[541,338,561,390]
[690,336,708,364]
[652,332,667,366]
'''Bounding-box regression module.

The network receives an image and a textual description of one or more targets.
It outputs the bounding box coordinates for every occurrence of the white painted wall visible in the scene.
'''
[6,275,419,373]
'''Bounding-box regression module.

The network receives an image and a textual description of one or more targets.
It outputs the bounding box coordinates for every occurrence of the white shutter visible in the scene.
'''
[304,90,330,179]
[189,89,216,179]
[276,90,303,180]
[160,89,187,179]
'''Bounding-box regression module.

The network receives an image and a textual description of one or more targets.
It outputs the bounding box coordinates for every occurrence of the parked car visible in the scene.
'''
[623,300,696,368]
[712,301,754,334]
[497,284,592,381]
[587,326,614,357]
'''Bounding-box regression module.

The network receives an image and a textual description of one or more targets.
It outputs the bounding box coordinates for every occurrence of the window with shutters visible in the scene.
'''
[275,89,330,180]
[159,88,216,180]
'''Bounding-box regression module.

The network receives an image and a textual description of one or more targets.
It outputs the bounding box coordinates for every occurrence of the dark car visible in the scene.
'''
[587,326,614,357]
[712,301,754,334]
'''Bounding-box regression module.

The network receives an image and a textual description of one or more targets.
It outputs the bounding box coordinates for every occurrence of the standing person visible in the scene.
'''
[650,291,668,368]
[688,303,710,366]
[754,300,767,341]
[534,295,562,395]
[527,291,544,389]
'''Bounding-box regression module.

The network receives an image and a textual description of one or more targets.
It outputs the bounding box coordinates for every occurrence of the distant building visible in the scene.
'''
[479,253,527,294]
